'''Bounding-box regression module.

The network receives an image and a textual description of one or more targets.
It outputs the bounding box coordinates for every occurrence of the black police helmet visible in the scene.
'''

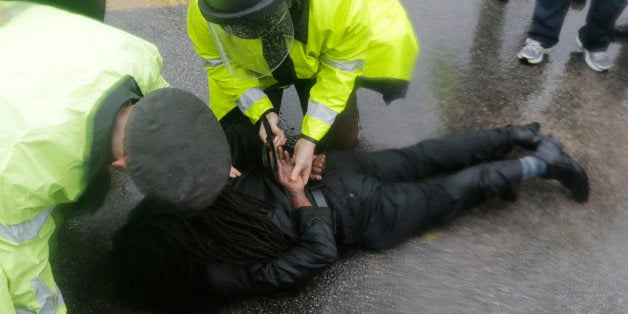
[198,0,288,24]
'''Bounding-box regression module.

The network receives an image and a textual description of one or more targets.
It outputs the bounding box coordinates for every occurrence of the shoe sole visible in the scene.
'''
[517,49,550,65]
[576,36,610,72]
[553,157,590,203]
[535,137,589,203]
[584,53,610,72]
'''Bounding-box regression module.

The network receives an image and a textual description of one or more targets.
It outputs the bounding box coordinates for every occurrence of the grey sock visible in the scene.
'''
[519,156,548,180]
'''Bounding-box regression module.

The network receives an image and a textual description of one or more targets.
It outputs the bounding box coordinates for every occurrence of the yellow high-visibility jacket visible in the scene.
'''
[0,2,167,313]
[188,0,419,142]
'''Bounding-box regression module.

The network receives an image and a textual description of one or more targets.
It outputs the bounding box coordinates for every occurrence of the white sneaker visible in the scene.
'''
[576,36,612,72]
[517,38,551,64]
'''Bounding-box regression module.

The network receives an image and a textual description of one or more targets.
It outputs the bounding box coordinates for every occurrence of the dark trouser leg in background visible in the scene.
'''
[316,91,360,152]
[578,0,628,51]
[528,0,571,48]
[219,109,264,173]
[295,79,360,153]
[336,123,540,183]
[223,87,284,172]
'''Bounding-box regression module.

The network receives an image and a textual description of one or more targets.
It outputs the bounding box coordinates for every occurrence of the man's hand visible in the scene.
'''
[291,138,316,184]
[277,146,311,209]
[276,146,306,192]
[259,112,286,147]
[229,165,241,178]
[309,154,326,181]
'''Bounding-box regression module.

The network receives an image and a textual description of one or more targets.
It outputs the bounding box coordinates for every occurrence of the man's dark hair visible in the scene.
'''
[110,186,296,312]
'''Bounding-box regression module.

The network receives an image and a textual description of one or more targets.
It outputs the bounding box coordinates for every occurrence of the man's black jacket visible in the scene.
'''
[204,169,338,296]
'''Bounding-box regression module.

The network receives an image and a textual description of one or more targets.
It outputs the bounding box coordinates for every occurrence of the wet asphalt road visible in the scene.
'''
[51,0,627,313]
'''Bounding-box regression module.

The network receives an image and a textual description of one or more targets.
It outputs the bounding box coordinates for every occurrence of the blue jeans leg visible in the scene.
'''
[579,0,628,51]
[528,0,571,48]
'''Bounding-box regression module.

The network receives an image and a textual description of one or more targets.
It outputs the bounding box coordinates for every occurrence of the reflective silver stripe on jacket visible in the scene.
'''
[15,277,65,314]
[237,87,265,113]
[202,58,223,68]
[307,100,337,126]
[203,20,226,69]
[0,210,49,244]
[320,54,365,73]
[32,277,64,314]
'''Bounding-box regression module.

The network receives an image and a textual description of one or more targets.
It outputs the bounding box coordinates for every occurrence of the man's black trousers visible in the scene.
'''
[323,127,524,250]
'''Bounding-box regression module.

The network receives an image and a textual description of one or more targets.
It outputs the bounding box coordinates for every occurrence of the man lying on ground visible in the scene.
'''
[111,107,588,312]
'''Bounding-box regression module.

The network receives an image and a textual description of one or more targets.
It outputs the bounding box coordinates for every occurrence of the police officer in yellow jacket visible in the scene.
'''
[187,0,419,183]
[0,2,230,313]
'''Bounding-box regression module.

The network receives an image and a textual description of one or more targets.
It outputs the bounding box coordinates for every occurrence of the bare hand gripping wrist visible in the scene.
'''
[276,146,312,209]
[291,138,316,184]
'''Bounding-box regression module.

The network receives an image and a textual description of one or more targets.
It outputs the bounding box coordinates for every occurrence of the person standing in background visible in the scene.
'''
[517,0,627,72]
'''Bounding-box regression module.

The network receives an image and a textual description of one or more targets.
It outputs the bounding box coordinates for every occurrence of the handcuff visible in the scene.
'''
[260,116,279,180]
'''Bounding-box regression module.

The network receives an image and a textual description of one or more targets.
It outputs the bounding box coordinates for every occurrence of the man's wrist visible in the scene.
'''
[288,188,312,209]
[289,189,306,196]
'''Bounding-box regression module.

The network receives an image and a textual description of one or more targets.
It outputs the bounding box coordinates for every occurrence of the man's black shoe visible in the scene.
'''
[499,122,542,150]
[534,136,589,203]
